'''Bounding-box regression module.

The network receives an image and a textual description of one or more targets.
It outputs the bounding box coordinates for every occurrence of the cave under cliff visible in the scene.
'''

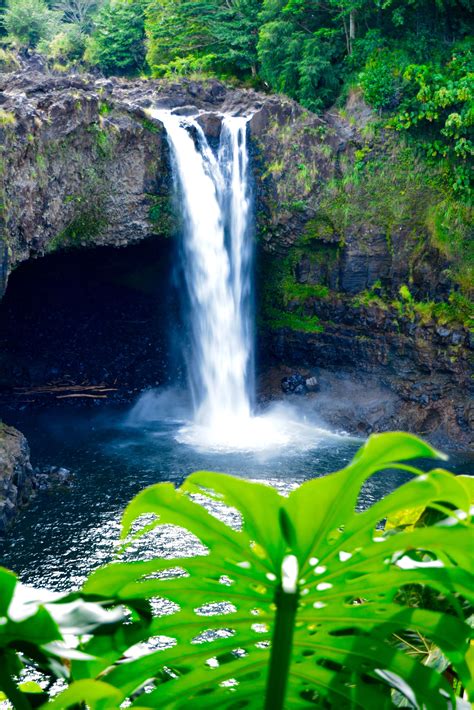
[0,237,181,410]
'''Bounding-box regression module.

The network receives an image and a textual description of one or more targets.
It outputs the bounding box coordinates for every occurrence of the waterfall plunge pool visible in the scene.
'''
[0,399,360,590]
[1,111,471,593]
[1,396,471,594]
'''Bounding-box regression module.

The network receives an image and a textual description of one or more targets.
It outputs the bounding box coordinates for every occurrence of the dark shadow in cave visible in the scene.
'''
[0,237,183,410]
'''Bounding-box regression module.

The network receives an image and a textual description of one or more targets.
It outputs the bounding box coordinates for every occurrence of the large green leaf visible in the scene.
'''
[0,571,127,708]
[40,679,123,710]
[68,432,473,708]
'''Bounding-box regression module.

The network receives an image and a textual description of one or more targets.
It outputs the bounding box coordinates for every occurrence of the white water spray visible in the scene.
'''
[143,109,338,452]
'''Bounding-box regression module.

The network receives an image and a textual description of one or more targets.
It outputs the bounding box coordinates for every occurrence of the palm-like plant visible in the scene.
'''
[0,432,472,708]
[68,432,473,709]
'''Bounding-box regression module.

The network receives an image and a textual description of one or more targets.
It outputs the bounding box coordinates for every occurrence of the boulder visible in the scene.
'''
[0,423,35,534]
[196,112,222,138]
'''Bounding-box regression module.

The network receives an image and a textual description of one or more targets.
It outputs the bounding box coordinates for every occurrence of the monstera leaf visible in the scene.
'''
[0,569,127,709]
[59,432,472,709]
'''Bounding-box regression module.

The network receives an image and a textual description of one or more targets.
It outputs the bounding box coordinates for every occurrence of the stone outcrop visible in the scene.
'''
[0,71,168,297]
[261,300,472,448]
[0,423,35,533]
[0,68,300,296]
[247,89,472,448]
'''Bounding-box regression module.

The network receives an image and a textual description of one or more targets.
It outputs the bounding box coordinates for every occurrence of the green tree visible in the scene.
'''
[143,0,472,113]
[145,0,215,76]
[3,0,61,48]
[258,0,346,110]
[54,0,103,32]
[392,42,474,196]
[0,0,7,36]
[359,48,408,110]
[145,0,262,78]
[45,24,86,62]
[212,0,262,76]
[85,0,146,75]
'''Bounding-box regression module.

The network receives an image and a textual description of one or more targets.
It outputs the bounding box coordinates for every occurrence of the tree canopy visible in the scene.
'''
[1,0,472,194]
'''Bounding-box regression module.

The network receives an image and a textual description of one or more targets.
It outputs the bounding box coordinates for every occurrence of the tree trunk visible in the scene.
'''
[342,16,350,56]
[349,9,356,54]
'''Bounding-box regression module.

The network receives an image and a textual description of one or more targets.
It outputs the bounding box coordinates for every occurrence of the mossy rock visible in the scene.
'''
[302,216,337,243]
[147,194,174,236]
[49,209,107,251]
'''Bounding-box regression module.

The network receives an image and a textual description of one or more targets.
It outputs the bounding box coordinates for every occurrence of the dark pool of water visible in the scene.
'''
[0,398,471,592]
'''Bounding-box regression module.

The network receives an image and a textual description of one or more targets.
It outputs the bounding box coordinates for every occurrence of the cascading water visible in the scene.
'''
[140,109,335,451]
[151,111,253,435]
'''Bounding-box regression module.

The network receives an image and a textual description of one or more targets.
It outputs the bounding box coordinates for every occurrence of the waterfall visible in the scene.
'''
[151,110,254,440]
[130,108,335,451]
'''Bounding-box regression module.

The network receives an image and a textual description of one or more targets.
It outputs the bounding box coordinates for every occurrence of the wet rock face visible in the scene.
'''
[0,68,457,302]
[339,232,392,294]
[0,424,77,533]
[261,299,473,449]
[0,424,35,534]
[0,72,169,298]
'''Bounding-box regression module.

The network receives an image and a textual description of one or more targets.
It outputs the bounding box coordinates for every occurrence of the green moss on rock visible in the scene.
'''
[301,216,338,243]
[147,194,173,235]
[49,209,107,251]
[87,122,114,159]
[0,109,15,127]
[264,306,323,333]
[141,117,162,134]
[258,252,326,334]
[315,135,472,296]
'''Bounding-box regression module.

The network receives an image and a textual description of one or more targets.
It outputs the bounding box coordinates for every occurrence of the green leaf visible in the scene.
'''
[40,679,123,709]
[0,567,17,616]
[72,432,472,708]
[18,681,44,694]
[1,433,472,708]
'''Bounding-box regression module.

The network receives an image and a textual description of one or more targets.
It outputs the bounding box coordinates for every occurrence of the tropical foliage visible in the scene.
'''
[1,0,472,195]
[2,0,61,48]
[0,432,472,708]
[84,0,146,75]
[390,44,473,196]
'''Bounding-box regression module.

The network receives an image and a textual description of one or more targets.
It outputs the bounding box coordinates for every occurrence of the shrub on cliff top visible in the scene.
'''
[3,0,61,48]
[42,24,86,63]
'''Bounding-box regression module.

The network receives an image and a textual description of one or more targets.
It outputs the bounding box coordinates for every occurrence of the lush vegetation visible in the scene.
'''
[1,0,472,204]
[0,432,472,708]
[312,137,473,299]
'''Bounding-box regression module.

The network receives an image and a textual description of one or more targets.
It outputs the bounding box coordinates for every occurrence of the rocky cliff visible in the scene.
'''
[249,92,472,448]
[0,65,472,449]
[0,68,279,295]
[0,71,167,297]
[0,423,35,534]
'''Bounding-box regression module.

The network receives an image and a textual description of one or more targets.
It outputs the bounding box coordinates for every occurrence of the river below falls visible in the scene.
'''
[0,395,472,592]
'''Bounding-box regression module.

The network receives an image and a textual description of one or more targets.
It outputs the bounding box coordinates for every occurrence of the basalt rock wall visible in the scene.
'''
[0,71,169,297]
[0,68,286,296]
[0,65,471,448]
[247,91,472,448]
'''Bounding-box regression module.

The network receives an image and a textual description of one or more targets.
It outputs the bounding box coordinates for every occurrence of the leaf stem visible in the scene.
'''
[264,585,299,710]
